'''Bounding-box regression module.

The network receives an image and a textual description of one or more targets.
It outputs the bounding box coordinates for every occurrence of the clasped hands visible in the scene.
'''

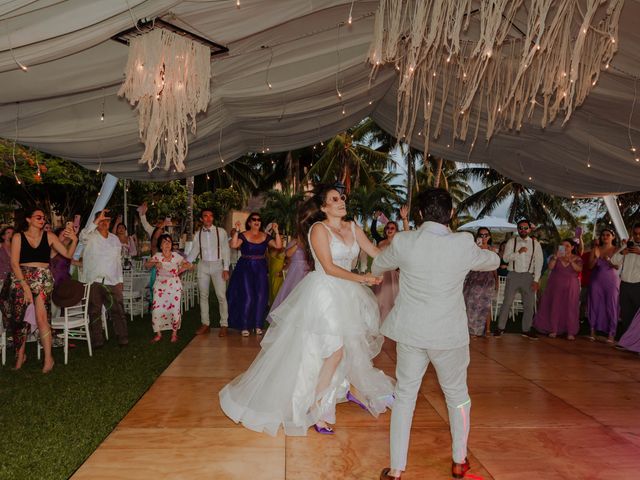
[360,273,383,286]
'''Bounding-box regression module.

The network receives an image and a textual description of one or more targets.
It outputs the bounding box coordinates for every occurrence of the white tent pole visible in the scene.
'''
[603,195,628,240]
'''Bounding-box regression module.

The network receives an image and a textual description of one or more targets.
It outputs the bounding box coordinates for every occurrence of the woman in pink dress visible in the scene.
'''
[372,206,409,322]
[145,234,192,343]
[533,239,583,339]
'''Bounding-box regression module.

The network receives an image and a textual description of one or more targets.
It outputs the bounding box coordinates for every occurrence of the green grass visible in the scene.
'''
[0,302,218,480]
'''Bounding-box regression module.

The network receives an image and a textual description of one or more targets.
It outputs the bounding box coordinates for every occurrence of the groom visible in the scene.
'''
[373,188,500,479]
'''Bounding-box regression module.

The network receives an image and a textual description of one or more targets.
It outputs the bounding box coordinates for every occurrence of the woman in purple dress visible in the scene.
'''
[227,213,282,336]
[533,239,582,339]
[588,229,620,342]
[617,309,640,353]
[267,237,310,319]
[463,227,498,337]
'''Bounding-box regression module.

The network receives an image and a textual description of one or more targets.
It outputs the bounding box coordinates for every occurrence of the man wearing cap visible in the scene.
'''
[80,209,128,347]
[186,208,230,337]
[493,218,544,339]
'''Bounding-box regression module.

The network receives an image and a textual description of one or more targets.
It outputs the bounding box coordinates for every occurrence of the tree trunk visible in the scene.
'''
[186,176,194,241]
[433,157,444,189]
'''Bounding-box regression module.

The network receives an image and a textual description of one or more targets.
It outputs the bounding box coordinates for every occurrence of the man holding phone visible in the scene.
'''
[493,218,544,339]
[611,223,640,335]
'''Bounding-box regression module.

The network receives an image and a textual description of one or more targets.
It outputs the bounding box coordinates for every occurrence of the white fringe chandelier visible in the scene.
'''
[119,28,211,172]
[368,0,624,155]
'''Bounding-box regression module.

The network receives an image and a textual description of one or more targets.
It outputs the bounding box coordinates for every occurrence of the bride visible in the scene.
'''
[219,185,395,435]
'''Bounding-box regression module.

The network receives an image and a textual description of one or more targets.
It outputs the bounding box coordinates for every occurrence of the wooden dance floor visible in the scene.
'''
[73,333,640,479]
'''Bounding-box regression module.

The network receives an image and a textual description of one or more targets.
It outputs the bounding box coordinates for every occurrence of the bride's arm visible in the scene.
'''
[354,223,380,258]
[310,224,381,285]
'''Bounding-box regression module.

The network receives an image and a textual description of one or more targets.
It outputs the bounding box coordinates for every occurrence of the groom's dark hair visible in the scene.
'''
[415,188,453,225]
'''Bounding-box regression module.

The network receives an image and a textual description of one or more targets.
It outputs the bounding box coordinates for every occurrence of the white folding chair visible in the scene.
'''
[48,282,92,365]
[122,271,145,321]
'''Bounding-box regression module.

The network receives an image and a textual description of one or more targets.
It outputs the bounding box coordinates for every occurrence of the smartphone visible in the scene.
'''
[558,245,566,257]
[73,214,81,230]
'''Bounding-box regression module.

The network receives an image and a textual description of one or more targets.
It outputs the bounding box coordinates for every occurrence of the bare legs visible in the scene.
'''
[313,347,343,429]
[34,294,54,373]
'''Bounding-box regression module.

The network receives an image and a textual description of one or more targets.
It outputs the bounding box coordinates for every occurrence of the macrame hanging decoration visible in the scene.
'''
[119,28,211,172]
[368,0,624,156]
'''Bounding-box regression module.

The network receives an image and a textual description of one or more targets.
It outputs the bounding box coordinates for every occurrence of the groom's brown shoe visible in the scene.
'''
[380,468,401,479]
[195,325,210,335]
[451,458,470,479]
[218,327,228,337]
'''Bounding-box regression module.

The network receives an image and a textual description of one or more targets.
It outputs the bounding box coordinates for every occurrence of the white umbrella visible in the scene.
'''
[457,216,518,233]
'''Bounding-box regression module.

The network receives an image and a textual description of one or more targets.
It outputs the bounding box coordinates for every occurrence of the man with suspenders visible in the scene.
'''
[186,208,231,337]
[493,219,543,339]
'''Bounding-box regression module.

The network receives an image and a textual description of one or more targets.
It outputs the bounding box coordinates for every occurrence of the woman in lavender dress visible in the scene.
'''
[463,227,498,337]
[267,237,310,318]
[587,229,620,342]
[227,213,282,336]
[533,239,582,339]
[618,309,640,353]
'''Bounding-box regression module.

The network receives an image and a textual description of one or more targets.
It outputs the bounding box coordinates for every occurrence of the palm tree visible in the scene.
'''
[259,190,305,236]
[456,166,578,241]
[306,120,395,194]
[348,170,405,227]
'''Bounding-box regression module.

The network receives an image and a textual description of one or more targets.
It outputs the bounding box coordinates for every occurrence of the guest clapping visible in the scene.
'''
[227,213,282,336]
[533,239,582,339]
[0,208,77,372]
[463,227,498,337]
[146,234,192,343]
[587,229,620,342]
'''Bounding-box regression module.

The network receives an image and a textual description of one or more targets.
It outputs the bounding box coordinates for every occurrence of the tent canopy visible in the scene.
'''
[1,0,639,196]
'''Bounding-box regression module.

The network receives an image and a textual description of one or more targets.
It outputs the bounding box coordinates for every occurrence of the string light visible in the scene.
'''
[219,129,225,164]
[236,0,240,7]
[12,104,21,185]
[100,87,105,122]
[5,23,28,72]
[265,48,274,90]
[347,0,354,25]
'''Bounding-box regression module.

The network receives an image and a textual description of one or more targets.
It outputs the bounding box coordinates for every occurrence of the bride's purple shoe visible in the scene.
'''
[346,391,369,412]
[313,423,334,435]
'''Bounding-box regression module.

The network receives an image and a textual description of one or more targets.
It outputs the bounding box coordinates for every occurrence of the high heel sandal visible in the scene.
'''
[42,359,55,374]
[313,423,335,435]
[150,333,162,343]
[241,330,250,337]
[346,391,370,412]
[170,332,178,343]
[255,328,263,336]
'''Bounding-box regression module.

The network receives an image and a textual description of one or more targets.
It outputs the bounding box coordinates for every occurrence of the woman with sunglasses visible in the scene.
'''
[462,228,498,336]
[0,207,77,372]
[373,206,409,321]
[227,213,282,336]
[220,185,394,436]
[587,228,620,342]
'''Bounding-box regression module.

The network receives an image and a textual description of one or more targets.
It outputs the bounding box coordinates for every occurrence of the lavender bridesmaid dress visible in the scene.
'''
[268,243,309,319]
[227,233,270,331]
[618,309,640,352]
[587,258,620,336]
[533,260,581,336]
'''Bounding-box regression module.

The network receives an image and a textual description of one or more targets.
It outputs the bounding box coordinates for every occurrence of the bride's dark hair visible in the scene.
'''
[297,184,336,271]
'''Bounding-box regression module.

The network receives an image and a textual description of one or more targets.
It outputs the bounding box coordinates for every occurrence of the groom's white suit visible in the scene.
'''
[372,221,500,474]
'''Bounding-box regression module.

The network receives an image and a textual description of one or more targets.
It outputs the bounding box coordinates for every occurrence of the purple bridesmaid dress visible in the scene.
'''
[618,308,640,352]
[587,258,620,336]
[227,233,271,331]
[533,261,581,336]
[267,244,310,320]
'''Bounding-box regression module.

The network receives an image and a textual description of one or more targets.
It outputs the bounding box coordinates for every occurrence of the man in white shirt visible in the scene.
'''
[80,209,128,348]
[374,188,500,480]
[493,219,544,339]
[611,223,640,335]
[186,208,231,337]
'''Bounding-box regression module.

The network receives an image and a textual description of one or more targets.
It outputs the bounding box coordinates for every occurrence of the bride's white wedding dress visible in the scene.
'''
[219,221,394,436]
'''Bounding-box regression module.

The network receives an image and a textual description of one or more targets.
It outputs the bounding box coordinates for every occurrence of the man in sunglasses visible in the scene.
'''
[493,219,544,339]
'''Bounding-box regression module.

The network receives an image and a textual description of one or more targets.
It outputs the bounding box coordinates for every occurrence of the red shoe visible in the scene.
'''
[150,333,162,343]
[452,458,470,479]
[170,332,178,343]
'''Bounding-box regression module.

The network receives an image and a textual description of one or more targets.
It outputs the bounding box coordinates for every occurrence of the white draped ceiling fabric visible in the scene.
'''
[0,0,639,197]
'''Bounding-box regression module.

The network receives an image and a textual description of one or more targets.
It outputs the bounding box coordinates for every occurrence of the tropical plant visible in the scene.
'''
[348,170,405,226]
[455,166,578,241]
[259,190,305,236]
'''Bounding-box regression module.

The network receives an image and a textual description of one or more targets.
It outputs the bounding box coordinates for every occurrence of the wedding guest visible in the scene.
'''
[611,223,640,336]
[587,228,620,342]
[267,234,310,318]
[617,309,640,353]
[146,234,192,343]
[80,209,128,348]
[496,241,509,277]
[533,239,582,339]
[0,226,15,280]
[0,208,77,372]
[227,213,282,336]
[267,243,285,305]
[50,227,73,287]
[463,227,498,337]
[373,206,409,322]
[137,203,170,255]
[185,208,231,337]
[220,185,392,436]
[493,219,543,339]
[112,216,138,258]
[579,242,593,320]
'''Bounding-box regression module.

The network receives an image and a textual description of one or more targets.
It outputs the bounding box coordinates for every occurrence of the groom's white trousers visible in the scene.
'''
[390,343,471,471]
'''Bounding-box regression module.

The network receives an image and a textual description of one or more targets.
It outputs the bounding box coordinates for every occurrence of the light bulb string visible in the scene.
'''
[4,20,28,71]
[627,77,637,152]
